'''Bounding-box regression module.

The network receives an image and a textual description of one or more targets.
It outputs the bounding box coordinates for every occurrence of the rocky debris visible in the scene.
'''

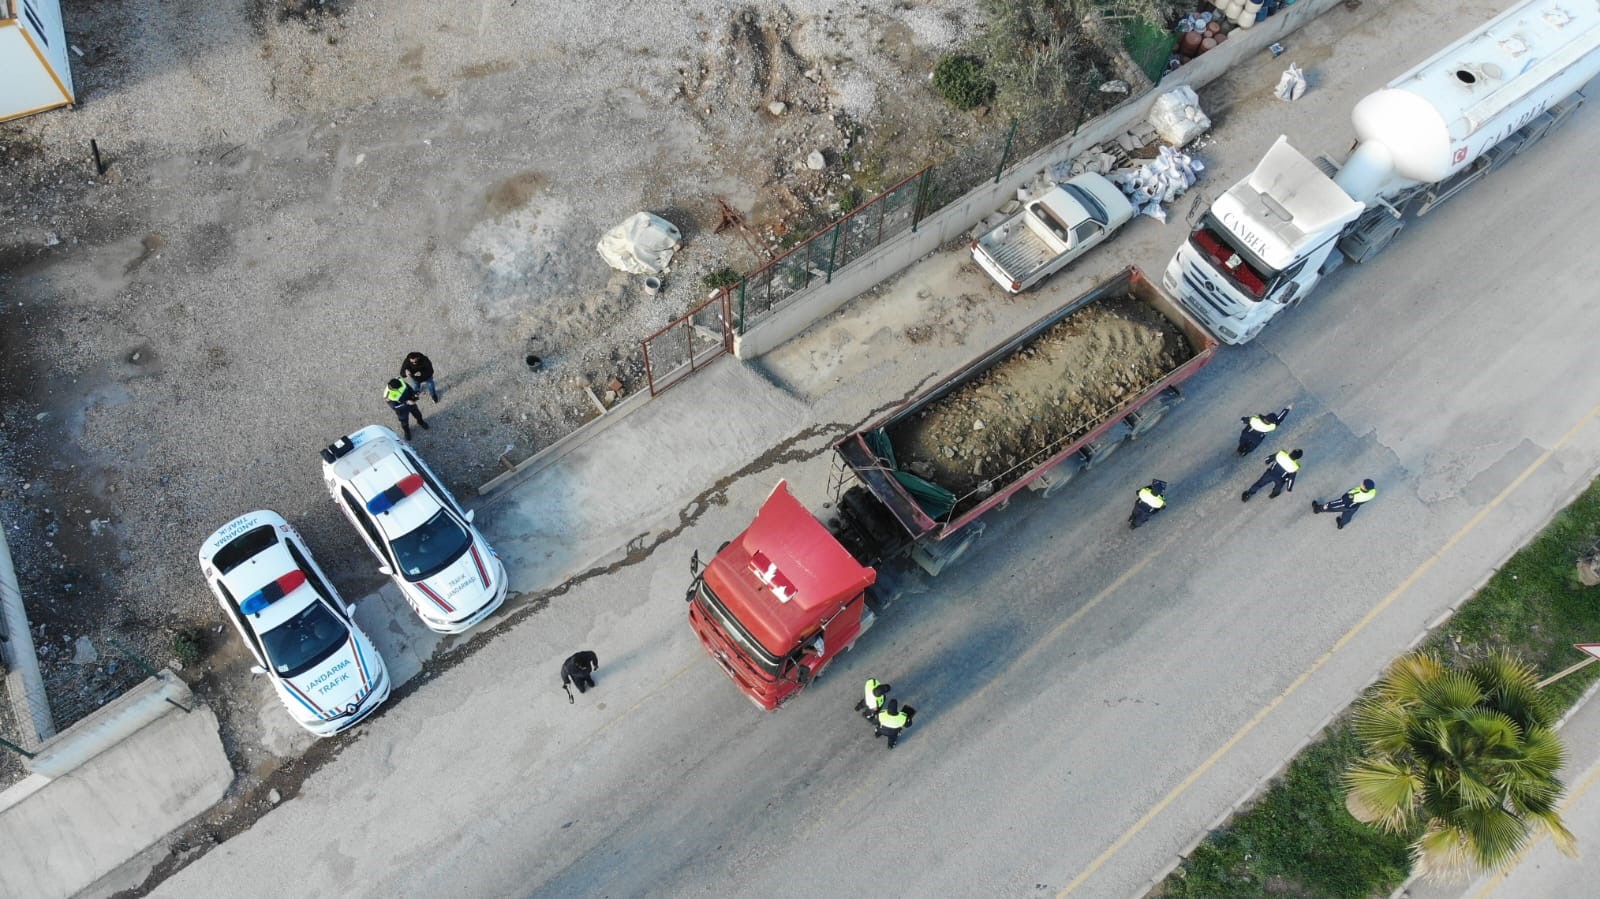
[887,295,1192,499]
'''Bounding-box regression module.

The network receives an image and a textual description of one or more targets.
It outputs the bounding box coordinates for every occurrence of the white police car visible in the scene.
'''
[321,425,508,633]
[199,511,389,736]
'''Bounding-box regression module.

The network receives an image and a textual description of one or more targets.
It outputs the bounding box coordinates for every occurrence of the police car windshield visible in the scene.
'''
[389,509,471,581]
[262,601,348,678]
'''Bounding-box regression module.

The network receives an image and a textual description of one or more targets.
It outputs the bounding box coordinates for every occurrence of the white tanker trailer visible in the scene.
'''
[1165,0,1600,345]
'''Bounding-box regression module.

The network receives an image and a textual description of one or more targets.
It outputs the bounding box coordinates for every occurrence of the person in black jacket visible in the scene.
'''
[561,650,600,695]
[401,351,438,402]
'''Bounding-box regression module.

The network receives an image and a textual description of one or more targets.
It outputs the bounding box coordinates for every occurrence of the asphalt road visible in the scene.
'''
[150,2,1600,897]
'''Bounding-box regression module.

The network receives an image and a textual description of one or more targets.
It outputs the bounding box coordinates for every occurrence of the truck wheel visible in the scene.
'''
[1028,455,1084,499]
[911,523,985,577]
[1079,419,1136,470]
[1128,387,1183,440]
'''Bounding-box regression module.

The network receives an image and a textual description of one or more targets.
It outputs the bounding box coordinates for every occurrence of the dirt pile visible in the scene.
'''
[888,294,1192,499]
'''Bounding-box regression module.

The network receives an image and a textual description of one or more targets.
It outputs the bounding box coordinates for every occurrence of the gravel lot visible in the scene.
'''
[0,0,980,776]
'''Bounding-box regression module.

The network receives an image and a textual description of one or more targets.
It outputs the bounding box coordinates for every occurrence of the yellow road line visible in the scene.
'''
[1470,753,1600,897]
[1060,403,1600,897]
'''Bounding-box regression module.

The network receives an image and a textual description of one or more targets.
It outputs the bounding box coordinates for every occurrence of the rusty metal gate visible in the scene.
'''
[640,290,733,396]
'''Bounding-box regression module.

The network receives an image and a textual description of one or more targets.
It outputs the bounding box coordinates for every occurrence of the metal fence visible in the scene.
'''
[640,291,733,396]
[732,166,933,334]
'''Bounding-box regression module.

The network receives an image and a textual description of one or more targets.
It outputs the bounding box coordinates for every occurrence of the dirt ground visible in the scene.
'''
[0,0,986,777]
[888,294,1192,500]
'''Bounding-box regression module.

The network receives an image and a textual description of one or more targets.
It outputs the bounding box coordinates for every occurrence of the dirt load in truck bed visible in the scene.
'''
[888,294,1191,500]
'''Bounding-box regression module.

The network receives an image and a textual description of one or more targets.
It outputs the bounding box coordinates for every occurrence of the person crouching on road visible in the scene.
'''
[1313,479,1378,530]
[1129,480,1168,530]
[561,650,599,697]
[874,699,916,750]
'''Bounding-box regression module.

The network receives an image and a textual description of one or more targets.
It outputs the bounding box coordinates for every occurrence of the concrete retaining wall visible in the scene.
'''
[732,0,1345,359]
[0,674,232,899]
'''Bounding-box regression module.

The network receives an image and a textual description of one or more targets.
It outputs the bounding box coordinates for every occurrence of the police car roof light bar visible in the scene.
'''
[241,569,309,615]
[365,473,425,515]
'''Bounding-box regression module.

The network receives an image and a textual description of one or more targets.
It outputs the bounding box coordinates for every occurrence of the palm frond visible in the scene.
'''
[1343,759,1421,831]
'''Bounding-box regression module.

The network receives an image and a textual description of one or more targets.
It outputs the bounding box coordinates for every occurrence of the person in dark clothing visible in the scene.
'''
[384,378,429,440]
[561,650,600,695]
[1129,479,1168,530]
[874,699,916,749]
[1313,479,1378,530]
[401,351,438,402]
[1242,448,1302,501]
[1237,403,1294,456]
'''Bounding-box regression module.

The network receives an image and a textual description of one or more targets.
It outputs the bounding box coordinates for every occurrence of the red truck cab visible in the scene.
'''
[687,481,877,709]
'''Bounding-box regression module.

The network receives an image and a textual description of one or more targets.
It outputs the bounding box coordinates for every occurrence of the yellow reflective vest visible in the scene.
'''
[877,707,909,729]
[1137,487,1166,509]
[385,383,408,403]
[1248,415,1277,434]
[1349,486,1378,504]
[863,678,884,709]
[1273,451,1300,473]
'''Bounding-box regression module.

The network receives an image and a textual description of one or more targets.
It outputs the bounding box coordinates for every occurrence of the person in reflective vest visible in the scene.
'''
[1129,479,1169,530]
[1242,448,1302,502]
[1237,403,1294,456]
[384,378,429,441]
[855,678,891,721]
[1313,479,1377,529]
[874,699,916,749]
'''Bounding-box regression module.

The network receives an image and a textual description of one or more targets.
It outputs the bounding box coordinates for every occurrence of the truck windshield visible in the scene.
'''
[262,600,348,678]
[695,580,782,676]
[1191,216,1277,299]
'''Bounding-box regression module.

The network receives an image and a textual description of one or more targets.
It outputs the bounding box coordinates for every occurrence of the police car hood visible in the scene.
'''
[278,633,379,723]
[416,537,496,615]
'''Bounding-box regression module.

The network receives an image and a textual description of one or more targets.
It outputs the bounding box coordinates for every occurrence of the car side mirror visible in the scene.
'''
[249,665,267,676]
[344,603,357,617]
[377,564,393,576]
[465,509,476,523]
[688,550,701,578]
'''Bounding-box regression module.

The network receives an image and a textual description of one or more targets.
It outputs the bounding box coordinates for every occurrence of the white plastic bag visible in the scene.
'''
[597,212,682,275]
[1147,86,1212,147]
[1274,63,1307,102]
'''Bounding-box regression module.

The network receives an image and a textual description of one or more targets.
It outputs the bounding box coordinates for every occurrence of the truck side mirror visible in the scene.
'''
[688,550,701,578]
[796,665,814,687]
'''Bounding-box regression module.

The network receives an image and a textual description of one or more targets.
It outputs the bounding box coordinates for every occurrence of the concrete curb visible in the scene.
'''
[476,381,656,498]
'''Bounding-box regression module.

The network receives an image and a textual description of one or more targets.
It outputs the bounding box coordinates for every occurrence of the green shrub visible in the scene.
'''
[933,55,995,110]
[702,267,742,291]
[173,629,205,667]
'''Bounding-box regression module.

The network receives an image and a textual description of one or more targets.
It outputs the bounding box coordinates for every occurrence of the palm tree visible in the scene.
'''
[1343,651,1576,880]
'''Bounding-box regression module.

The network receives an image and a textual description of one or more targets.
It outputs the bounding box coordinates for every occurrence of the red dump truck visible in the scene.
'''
[685,267,1218,708]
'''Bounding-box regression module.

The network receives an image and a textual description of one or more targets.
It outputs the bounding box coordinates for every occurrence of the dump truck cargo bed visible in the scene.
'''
[835,266,1217,542]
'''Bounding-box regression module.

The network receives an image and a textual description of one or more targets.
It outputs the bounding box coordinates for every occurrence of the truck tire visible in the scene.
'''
[1128,387,1183,440]
[1028,455,1085,499]
[911,522,985,577]
[1078,419,1137,470]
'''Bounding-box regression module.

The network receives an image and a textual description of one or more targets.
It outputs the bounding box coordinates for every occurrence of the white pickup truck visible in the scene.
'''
[970,173,1135,293]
